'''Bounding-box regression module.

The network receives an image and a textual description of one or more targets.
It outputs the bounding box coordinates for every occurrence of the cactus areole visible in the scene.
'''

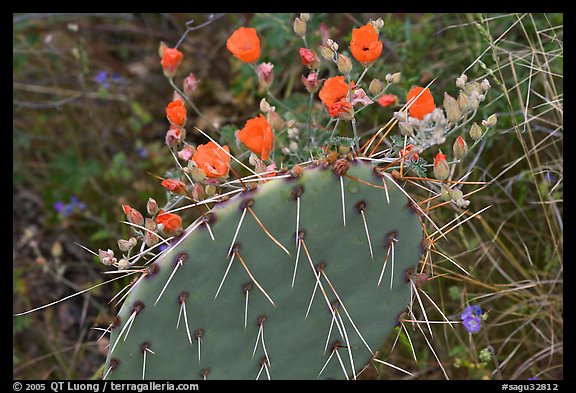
[104,159,423,380]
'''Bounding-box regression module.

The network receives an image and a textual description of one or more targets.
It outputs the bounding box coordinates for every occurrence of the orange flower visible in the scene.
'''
[161,179,188,196]
[226,27,261,63]
[166,100,187,128]
[319,76,349,107]
[161,47,183,78]
[328,100,354,119]
[406,86,436,120]
[377,94,398,108]
[122,205,144,226]
[156,210,182,235]
[237,114,274,161]
[192,142,231,178]
[349,24,382,65]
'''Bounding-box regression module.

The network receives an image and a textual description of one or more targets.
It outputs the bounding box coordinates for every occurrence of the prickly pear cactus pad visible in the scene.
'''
[104,159,424,380]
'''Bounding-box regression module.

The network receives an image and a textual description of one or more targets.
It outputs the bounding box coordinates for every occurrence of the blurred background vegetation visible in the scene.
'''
[13,13,562,380]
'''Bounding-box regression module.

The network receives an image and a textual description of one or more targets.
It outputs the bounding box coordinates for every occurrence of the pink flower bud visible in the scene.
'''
[301,72,323,94]
[165,127,183,148]
[183,73,199,96]
[98,249,116,266]
[255,62,274,90]
[147,198,158,216]
[351,88,374,107]
[267,109,285,131]
[299,48,319,69]
[178,145,196,161]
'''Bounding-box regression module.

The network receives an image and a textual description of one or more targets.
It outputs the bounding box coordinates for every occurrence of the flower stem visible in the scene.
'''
[351,117,359,152]
[306,92,314,148]
[168,78,219,135]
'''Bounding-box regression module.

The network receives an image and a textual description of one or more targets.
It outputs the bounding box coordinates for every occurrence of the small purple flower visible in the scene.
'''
[95,71,110,88]
[528,376,539,381]
[159,244,169,252]
[111,72,122,83]
[544,171,556,184]
[54,201,66,213]
[70,195,86,210]
[461,305,482,320]
[462,316,482,333]
[137,146,149,159]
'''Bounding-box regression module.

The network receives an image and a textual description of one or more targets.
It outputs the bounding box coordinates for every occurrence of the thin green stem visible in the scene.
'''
[306,92,314,148]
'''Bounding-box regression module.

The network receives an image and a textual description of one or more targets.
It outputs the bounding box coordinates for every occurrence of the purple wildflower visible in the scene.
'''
[95,71,110,88]
[528,376,539,380]
[461,305,482,320]
[462,316,482,333]
[54,201,66,213]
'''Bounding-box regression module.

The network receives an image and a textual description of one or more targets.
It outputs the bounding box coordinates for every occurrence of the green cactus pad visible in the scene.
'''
[104,159,423,380]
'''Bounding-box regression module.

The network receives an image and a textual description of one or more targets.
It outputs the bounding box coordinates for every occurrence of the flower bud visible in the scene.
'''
[350,88,373,107]
[293,17,306,37]
[370,18,384,34]
[286,119,298,128]
[98,249,116,266]
[467,91,479,111]
[267,109,285,131]
[456,73,468,89]
[451,188,463,201]
[337,53,353,75]
[433,151,450,180]
[255,62,274,90]
[300,13,311,22]
[443,92,461,123]
[457,91,469,111]
[143,218,158,247]
[469,122,483,140]
[158,41,167,58]
[177,145,196,161]
[260,98,271,113]
[165,127,183,148]
[161,179,188,196]
[480,78,491,92]
[398,121,414,137]
[183,73,199,96]
[393,111,407,122]
[440,185,452,201]
[147,198,158,216]
[117,258,130,270]
[191,183,205,200]
[189,165,207,183]
[118,239,133,252]
[456,198,470,208]
[122,205,144,227]
[385,72,401,84]
[326,39,339,52]
[368,79,384,96]
[301,72,322,93]
[453,135,468,160]
[464,81,481,96]
[482,114,497,128]
[205,184,217,197]
[299,47,320,69]
[319,45,335,62]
